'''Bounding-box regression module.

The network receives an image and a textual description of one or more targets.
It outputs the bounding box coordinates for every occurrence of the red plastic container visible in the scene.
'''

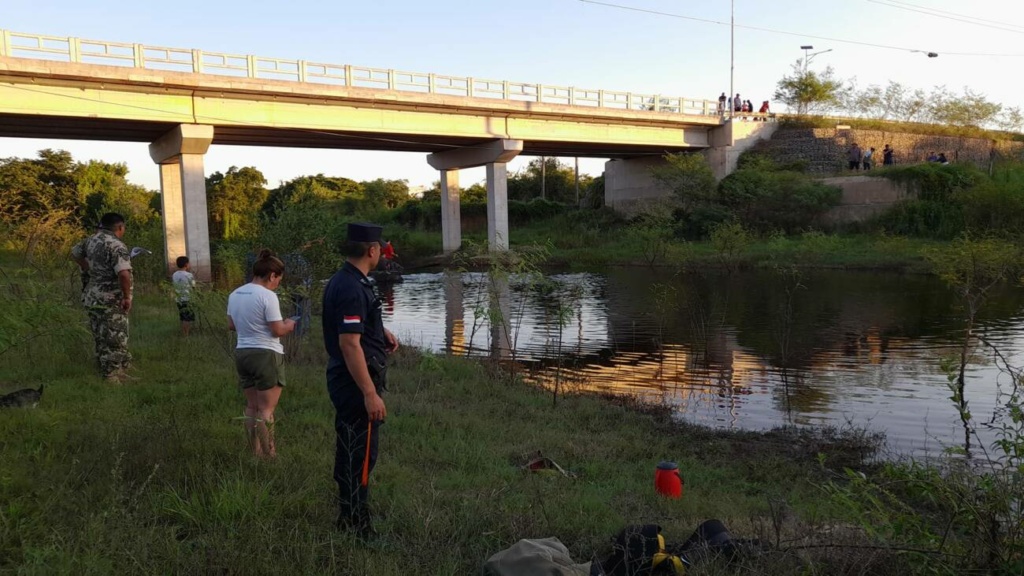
[655,461,683,498]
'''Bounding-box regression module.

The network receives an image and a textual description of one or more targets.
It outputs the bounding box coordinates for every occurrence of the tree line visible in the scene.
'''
[773,60,1023,132]
[0,150,603,279]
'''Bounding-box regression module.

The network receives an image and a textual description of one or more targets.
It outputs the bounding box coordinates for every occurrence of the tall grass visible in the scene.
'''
[0,259,926,575]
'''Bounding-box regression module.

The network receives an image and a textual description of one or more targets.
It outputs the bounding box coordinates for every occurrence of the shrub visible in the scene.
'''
[708,221,751,262]
[650,152,717,212]
[717,169,842,234]
[874,162,1024,239]
[875,162,980,201]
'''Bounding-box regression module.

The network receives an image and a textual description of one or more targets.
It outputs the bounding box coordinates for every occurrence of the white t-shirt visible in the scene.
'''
[172,270,195,303]
[227,283,284,353]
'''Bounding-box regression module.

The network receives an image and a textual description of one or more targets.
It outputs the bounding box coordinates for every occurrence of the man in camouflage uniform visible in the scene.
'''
[71,212,134,382]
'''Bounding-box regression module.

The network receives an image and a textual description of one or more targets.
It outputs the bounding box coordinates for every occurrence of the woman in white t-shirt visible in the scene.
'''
[227,249,296,458]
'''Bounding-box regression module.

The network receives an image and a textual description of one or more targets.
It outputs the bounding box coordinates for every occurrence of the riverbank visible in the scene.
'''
[0,282,918,575]
[394,216,943,274]
[4,262,1023,573]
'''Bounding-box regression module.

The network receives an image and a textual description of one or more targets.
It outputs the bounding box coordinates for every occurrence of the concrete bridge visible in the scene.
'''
[0,29,770,280]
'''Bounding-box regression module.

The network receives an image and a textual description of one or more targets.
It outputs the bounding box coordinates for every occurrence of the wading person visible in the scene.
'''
[70,212,134,382]
[227,249,296,459]
[322,223,399,538]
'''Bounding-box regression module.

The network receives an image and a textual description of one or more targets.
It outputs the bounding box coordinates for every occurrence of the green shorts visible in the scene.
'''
[234,348,286,391]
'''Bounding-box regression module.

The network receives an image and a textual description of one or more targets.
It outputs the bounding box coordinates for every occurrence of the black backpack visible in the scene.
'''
[601,525,688,576]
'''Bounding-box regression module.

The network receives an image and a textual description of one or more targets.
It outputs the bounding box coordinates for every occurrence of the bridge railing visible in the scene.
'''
[0,29,717,117]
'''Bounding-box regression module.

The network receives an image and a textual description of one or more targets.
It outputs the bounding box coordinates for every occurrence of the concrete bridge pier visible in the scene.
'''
[443,271,465,354]
[149,124,214,281]
[603,121,777,214]
[427,139,523,252]
[439,169,461,253]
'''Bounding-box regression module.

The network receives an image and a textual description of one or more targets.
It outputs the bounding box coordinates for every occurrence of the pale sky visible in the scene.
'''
[2,0,1022,190]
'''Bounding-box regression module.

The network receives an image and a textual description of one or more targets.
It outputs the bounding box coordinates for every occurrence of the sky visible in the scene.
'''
[2,0,1023,191]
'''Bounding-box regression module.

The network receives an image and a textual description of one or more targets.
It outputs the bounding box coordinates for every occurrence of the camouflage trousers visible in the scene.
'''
[87,304,132,377]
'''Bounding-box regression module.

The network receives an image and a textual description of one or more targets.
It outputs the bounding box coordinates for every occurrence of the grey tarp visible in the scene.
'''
[482,538,593,576]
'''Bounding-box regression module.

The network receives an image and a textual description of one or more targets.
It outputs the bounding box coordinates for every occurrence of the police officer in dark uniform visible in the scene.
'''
[321,222,399,537]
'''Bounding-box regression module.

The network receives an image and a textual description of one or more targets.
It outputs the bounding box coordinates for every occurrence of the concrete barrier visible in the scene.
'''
[821,175,914,224]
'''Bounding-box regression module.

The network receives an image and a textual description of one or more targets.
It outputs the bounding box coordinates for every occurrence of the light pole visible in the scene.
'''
[729,0,734,119]
[800,45,832,75]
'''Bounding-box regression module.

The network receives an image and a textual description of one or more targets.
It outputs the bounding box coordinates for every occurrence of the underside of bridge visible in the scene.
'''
[0,113,696,159]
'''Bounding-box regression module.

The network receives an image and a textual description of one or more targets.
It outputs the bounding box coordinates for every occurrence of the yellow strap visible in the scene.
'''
[651,534,686,574]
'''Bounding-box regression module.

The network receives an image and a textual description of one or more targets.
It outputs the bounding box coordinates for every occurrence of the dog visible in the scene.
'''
[0,384,44,408]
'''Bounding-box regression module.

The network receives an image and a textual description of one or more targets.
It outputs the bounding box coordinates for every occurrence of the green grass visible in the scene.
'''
[499,215,942,273]
[0,269,911,575]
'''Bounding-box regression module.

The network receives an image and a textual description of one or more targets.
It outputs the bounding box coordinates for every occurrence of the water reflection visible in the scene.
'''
[382,269,1024,458]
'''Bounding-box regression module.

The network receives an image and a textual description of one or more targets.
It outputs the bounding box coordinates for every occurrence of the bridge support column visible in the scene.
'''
[439,170,461,253]
[427,139,523,253]
[149,125,214,282]
[486,162,509,251]
[706,120,778,180]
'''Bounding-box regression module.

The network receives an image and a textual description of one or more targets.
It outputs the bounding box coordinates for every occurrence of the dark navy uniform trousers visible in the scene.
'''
[327,358,384,525]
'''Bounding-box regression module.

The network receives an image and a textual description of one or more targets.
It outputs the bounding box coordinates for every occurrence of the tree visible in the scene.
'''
[844,80,928,122]
[650,152,717,211]
[206,166,268,241]
[928,86,1003,129]
[0,149,81,221]
[361,178,410,210]
[0,149,156,226]
[421,182,487,203]
[997,106,1023,133]
[507,157,584,204]
[773,61,843,115]
[263,174,363,216]
[78,160,157,225]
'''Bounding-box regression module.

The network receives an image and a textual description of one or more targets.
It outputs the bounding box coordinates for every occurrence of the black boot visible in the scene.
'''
[336,507,376,541]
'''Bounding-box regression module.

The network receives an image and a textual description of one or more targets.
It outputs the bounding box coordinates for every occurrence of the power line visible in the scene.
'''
[577,0,1024,57]
[882,0,1024,31]
[867,0,1024,35]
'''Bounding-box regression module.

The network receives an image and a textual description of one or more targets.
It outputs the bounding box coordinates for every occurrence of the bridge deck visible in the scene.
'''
[0,55,721,156]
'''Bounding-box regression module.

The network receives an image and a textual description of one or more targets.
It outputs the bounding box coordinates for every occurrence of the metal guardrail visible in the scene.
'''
[0,29,719,117]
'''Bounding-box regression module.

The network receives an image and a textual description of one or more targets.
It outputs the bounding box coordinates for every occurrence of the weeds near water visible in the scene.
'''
[455,239,549,381]
[817,236,1024,574]
[535,277,585,406]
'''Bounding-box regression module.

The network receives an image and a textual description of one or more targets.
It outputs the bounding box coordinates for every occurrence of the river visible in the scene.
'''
[380,268,1024,459]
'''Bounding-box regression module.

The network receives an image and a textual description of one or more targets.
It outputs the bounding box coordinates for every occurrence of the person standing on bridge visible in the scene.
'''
[883,144,895,166]
[718,92,727,115]
[322,222,400,539]
[70,212,134,382]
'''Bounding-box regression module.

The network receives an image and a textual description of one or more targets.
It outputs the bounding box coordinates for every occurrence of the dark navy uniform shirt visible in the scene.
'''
[322,262,387,376]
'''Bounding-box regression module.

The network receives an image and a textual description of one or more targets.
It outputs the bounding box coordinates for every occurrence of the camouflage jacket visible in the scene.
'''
[71,229,133,306]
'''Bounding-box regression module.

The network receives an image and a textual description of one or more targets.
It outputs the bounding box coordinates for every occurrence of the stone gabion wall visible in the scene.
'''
[752,127,1024,174]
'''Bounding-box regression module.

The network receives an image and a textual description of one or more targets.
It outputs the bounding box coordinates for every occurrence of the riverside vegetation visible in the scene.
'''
[2,148,1024,573]
[3,237,1024,574]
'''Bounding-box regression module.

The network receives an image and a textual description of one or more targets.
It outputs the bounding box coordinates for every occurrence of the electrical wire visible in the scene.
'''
[867,0,1024,35]
[577,0,1024,57]
[879,0,1024,32]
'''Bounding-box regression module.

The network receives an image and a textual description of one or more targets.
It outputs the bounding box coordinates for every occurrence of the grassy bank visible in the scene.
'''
[418,216,944,273]
[527,228,942,273]
[2,273,907,575]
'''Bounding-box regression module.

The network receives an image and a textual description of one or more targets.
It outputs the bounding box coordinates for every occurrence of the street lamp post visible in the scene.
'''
[800,45,832,75]
[730,0,735,119]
